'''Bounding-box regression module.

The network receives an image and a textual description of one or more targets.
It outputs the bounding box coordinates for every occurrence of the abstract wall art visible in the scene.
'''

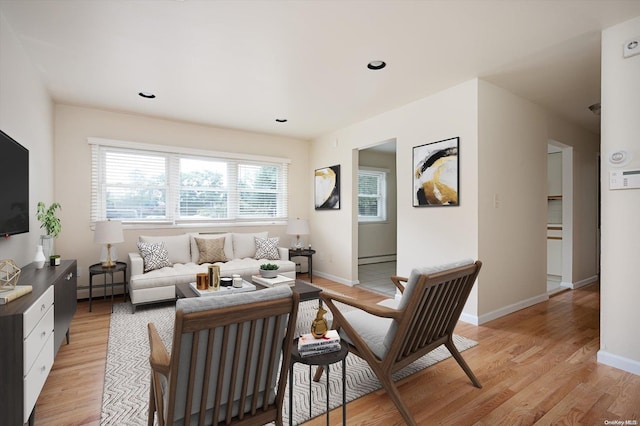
[315,165,340,210]
[413,137,459,207]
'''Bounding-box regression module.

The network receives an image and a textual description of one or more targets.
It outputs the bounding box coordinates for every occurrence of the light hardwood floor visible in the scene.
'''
[35,276,640,425]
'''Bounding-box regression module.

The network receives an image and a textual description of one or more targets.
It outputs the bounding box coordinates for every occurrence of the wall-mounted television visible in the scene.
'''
[0,130,29,237]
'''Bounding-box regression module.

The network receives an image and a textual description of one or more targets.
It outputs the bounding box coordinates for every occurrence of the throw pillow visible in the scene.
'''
[195,237,228,264]
[137,241,172,272]
[254,236,280,260]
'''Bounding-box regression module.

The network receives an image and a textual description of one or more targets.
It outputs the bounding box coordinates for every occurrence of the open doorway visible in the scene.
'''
[355,139,397,297]
[547,140,573,294]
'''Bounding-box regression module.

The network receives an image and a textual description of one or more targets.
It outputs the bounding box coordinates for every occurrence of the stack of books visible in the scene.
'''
[297,329,341,357]
[252,274,295,287]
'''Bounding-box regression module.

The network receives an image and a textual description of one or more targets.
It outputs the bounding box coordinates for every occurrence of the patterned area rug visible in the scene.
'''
[100,298,477,425]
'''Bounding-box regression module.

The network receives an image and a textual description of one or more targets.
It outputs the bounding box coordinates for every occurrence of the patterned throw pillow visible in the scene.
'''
[137,241,172,272]
[195,237,228,264]
[254,237,280,260]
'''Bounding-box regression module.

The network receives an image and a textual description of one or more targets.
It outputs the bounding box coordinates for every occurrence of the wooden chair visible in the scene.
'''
[319,259,482,426]
[147,286,299,426]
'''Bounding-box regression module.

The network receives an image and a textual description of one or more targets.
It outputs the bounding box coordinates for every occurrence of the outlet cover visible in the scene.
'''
[623,37,640,58]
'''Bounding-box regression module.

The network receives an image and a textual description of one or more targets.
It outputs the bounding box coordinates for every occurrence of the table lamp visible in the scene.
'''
[94,220,124,267]
[287,218,309,249]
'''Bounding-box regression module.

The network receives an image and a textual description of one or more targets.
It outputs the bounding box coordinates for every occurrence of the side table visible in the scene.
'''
[89,261,127,313]
[289,338,348,426]
[289,248,316,282]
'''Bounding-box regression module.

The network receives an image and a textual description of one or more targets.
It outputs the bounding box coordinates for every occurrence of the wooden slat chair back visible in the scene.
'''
[320,259,482,426]
[148,286,299,426]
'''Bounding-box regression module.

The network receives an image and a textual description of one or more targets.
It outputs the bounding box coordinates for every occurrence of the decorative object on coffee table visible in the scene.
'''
[259,262,279,278]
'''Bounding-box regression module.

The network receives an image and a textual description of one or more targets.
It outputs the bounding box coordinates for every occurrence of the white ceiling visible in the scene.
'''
[2,1,639,140]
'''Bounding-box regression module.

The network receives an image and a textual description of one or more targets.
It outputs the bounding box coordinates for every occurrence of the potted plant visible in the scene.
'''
[259,263,280,278]
[36,201,62,259]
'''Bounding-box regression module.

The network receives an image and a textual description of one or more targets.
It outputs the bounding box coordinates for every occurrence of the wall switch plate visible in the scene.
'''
[623,37,640,58]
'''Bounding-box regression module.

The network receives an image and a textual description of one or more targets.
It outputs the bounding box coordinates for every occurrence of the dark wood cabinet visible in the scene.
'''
[0,260,77,426]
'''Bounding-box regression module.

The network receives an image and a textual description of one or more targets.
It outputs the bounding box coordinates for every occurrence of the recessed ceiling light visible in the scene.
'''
[138,92,156,99]
[367,60,386,70]
[275,118,288,123]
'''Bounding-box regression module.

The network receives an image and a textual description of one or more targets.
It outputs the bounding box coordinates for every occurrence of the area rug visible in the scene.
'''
[100,299,477,425]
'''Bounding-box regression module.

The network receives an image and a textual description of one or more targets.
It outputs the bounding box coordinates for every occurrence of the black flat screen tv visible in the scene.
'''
[0,129,29,237]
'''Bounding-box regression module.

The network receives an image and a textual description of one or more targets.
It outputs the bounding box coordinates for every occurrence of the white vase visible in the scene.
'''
[34,244,46,269]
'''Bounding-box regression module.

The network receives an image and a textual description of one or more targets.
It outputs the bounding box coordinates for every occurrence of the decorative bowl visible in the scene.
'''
[259,269,279,278]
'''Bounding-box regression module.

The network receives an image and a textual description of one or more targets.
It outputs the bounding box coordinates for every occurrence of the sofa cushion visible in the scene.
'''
[232,232,267,259]
[254,236,280,260]
[137,241,172,272]
[139,234,191,264]
[189,233,234,263]
[195,237,228,264]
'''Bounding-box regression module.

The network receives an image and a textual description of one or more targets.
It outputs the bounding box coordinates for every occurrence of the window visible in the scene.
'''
[90,138,289,225]
[358,168,387,222]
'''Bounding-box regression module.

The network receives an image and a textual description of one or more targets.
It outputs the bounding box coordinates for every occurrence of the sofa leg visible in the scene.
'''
[131,304,137,314]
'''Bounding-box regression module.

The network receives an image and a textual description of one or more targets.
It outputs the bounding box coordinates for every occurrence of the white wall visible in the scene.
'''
[599,16,640,375]
[477,80,549,320]
[53,104,310,290]
[311,80,480,304]
[0,11,54,266]
[311,77,601,324]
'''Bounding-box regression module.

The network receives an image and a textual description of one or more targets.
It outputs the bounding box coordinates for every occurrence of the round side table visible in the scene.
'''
[289,338,348,425]
[89,261,127,313]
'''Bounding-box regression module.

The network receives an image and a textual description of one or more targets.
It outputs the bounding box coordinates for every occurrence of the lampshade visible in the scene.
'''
[94,220,123,267]
[93,220,124,244]
[286,218,309,236]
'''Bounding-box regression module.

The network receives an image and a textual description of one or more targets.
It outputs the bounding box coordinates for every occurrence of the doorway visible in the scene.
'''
[355,139,397,296]
[547,140,573,294]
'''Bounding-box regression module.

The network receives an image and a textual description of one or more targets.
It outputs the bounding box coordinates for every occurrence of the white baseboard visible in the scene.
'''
[313,271,357,286]
[459,312,479,325]
[358,255,397,265]
[597,350,640,376]
[568,275,598,289]
[472,292,549,325]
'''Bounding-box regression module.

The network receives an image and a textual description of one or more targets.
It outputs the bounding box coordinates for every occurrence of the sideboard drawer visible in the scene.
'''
[23,332,54,423]
[23,286,54,338]
[23,304,54,374]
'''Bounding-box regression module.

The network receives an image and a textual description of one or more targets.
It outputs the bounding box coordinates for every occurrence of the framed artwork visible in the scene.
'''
[413,137,459,207]
[315,165,340,210]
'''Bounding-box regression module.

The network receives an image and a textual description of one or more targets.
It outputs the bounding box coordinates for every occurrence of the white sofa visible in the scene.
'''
[128,231,295,312]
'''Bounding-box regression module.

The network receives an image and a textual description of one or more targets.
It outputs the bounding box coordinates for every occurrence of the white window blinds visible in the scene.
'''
[90,139,289,225]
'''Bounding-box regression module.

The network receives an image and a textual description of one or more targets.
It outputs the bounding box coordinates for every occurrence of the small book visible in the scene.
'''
[298,329,340,350]
[0,285,33,305]
[299,342,342,357]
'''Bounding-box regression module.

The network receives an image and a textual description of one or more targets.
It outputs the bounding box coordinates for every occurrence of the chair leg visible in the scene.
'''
[312,365,325,382]
[148,374,156,426]
[378,374,418,426]
[445,339,482,388]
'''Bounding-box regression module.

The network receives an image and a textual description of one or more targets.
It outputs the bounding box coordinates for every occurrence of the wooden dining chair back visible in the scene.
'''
[147,285,299,426]
[321,259,482,426]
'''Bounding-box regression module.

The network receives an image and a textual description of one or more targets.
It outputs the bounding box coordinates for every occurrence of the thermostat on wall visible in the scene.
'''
[610,169,640,190]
